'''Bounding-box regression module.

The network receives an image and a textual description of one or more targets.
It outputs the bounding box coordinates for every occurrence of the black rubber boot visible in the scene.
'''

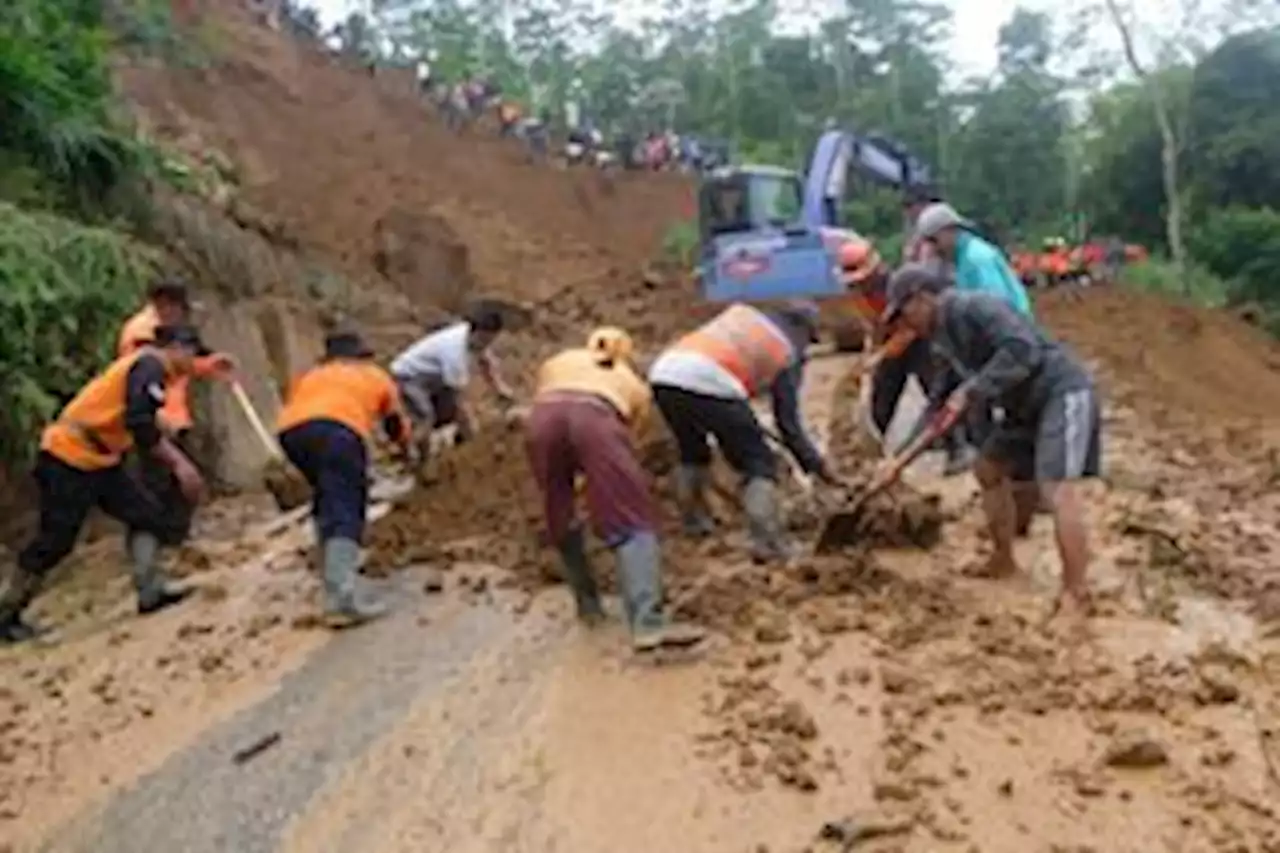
[556,528,606,625]
[0,568,48,645]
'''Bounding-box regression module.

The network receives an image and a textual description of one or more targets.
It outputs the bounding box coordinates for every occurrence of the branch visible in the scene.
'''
[1102,0,1149,80]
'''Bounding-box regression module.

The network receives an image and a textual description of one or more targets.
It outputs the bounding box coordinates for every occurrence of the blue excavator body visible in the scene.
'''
[696,129,929,304]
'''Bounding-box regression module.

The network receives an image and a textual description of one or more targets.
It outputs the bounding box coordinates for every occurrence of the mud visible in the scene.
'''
[5,8,1280,852]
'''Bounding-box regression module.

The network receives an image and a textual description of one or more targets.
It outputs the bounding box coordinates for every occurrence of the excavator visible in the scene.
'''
[696,128,928,304]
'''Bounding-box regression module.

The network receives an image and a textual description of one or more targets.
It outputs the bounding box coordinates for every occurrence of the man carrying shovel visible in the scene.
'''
[0,326,211,643]
[649,301,842,562]
[523,327,706,655]
[873,265,1101,616]
[389,304,514,459]
[276,327,412,627]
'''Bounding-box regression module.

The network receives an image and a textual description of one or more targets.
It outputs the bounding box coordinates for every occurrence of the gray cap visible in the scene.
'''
[881,263,949,323]
[914,202,971,239]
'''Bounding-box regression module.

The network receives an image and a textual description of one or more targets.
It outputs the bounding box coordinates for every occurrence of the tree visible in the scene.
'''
[1101,0,1189,280]
[1188,28,1280,210]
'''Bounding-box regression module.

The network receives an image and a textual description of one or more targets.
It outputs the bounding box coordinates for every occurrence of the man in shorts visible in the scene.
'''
[882,266,1102,615]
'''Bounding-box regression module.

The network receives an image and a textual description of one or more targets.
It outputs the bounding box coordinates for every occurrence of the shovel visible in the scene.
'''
[814,403,961,553]
[229,380,312,512]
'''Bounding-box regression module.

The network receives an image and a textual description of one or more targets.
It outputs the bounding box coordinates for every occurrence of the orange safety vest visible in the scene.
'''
[276,359,407,441]
[674,304,794,397]
[118,305,219,432]
[41,349,163,471]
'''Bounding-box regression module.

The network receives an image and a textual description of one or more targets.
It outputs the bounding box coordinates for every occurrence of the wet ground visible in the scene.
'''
[4,353,1279,853]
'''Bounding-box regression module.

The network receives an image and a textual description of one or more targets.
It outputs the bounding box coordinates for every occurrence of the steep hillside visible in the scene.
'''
[119,6,694,353]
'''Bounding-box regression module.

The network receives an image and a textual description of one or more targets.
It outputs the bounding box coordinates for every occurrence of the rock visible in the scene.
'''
[754,613,792,645]
[879,665,915,695]
[422,569,445,594]
[1102,730,1169,768]
[1194,666,1241,705]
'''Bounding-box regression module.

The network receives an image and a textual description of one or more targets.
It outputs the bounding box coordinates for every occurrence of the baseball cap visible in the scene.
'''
[881,263,948,324]
[153,324,211,355]
[914,202,972,240]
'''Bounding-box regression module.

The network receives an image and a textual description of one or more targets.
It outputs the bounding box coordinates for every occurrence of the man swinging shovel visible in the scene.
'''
[822,265,1103,617]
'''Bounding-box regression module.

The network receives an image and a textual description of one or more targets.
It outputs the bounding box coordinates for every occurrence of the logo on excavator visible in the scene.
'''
[722,254,770,278]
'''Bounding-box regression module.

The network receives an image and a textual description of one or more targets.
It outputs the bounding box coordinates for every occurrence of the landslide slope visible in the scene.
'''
[119,5,696,355]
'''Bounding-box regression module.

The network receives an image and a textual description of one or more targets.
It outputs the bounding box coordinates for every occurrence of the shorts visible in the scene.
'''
[982,386,1102,482]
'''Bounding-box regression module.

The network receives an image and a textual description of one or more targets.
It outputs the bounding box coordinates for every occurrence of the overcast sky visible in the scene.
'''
[309,0,1177,79]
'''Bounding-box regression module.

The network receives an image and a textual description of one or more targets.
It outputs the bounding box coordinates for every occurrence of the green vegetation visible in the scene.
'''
[0,202,158,463]
[0,0,179,465]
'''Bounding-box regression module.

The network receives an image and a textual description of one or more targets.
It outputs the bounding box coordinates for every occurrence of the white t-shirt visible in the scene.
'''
[391,322,471,389]
[648,349,747,400]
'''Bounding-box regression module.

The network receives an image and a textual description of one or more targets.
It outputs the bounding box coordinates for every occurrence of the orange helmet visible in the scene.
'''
[836,236,882,286]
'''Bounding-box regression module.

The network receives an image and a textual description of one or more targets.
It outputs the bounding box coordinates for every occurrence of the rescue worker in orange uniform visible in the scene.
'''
[525,328,706,654]
[0,326,210,644]
[117,279,235,559]
[276,327,411,627]
[649,302,839,562]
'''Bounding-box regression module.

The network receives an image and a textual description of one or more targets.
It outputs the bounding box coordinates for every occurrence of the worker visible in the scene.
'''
[901,185,947,274]
[389,304,514,457]
[649,301,840,562]
[913,203,1032,315]
[525,327,706,654]
[118,278,235,568]
[0,326,211,644]
[277,327,410,627]
[880,267,1100,616]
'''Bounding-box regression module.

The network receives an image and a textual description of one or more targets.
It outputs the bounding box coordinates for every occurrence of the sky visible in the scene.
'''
[308,0,1175,80]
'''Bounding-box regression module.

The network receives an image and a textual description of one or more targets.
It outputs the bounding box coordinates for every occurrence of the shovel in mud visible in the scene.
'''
[814,404,961,553]
[229,380,311,512]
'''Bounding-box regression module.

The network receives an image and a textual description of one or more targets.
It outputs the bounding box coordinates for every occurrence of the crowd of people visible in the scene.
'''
[1,184,1103,653]
[415,69,722,173]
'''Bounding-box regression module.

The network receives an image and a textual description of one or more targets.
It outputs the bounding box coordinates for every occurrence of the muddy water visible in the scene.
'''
[7,354,1280,853]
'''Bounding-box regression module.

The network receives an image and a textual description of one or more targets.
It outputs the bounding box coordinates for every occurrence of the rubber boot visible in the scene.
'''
[322,537,387,628]
[0,567,48,644]
[675,466,715,537]
[128,532,192,615]
[742,478,794,563]
[615,532,705,653]
[556,528,605,625]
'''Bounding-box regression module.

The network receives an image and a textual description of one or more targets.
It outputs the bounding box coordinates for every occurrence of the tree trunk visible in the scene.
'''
[1102,0,1188,285]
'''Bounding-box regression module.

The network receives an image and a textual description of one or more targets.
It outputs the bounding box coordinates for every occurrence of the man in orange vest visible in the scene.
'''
[118,279,234,565]
[525,328,706,654]
[649,301,840,562]
[277,327,411,627]
[1,326,210,643]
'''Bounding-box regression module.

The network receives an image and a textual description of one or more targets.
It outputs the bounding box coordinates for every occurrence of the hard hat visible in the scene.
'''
[587,326,634,363]
[836,236,883,286]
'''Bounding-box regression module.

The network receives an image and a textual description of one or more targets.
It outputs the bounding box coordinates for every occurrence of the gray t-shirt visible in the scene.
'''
[927,291,1092,422]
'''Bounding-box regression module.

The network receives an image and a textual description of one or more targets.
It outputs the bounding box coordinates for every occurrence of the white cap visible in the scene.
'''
[914,202,971,239]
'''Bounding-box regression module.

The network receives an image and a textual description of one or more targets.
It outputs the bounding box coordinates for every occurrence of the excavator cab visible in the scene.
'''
[696,166,842,302]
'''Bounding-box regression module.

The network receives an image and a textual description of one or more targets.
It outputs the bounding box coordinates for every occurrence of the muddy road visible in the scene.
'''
[4,352,1279,853]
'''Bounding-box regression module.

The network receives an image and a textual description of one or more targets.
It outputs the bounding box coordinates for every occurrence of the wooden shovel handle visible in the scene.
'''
[230,381,282,460]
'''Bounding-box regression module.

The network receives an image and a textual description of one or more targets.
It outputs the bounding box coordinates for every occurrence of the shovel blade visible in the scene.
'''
[814,504,868,554]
